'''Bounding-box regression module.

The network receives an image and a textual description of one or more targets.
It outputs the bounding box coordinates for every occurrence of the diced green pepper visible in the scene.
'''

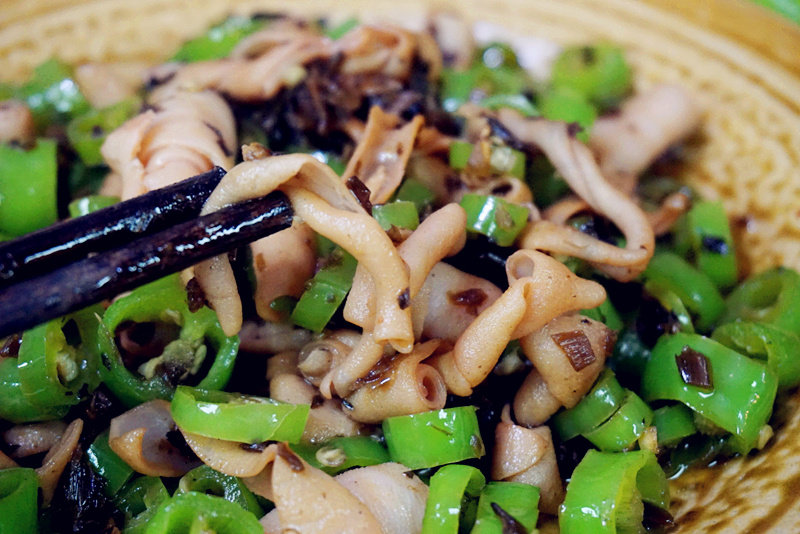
[145,491,262,534]
[325,17,359,40]
[383,406,485,470]
[86,430,134,495]
[674,200,738,289]
[460,194,529,247]
[67,98,139,165]
[116,476,170,534]
[653,404,696,448]
[290,248,357,332]
[372,200,420,231]
[720,267,800,334]
[583,391,653,452]
[290,436,390,475]
[0,468,39,534]
[422,464,486,534]
[553,368,626,441]
[394,178,435,213]
[539,86,597,141]
[480,93,539,117]
[68,195,119,218]
[177,465,263,516]
[171,16,265,62]
[550,44,632,110]
[489,145,526,179]
[0,139,58,237]
[18,58,90,127]
[470,481,539,534]
[449,140,474,170]
[581,298,624,331]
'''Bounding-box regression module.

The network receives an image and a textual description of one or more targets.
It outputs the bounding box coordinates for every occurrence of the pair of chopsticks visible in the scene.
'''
[0,167,293,339]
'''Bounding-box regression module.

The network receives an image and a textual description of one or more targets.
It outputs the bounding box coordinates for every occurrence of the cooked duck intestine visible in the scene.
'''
[0,99,35,145]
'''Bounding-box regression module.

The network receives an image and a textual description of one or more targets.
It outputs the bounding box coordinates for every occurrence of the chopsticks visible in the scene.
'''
[0,168,293,338]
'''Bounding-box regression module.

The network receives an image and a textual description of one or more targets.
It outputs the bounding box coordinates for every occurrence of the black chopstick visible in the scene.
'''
[0,189,293,339]
[0,167,227,288]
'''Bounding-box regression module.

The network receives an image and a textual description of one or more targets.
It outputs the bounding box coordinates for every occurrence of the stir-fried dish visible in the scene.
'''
[0,12,799,534]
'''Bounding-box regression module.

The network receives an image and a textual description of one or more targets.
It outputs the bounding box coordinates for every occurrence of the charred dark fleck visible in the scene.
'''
[486,116,533,153]
[355,354,397,387]
[204,121,233,157]
[701,235,729,255]
[643,502,676,531]
[491,502,528,534]
[566,122,583,138]
[445,175,465,193]
[185,277,207,313]
[277,442,305,471]
[91,125,104,138]
[311,394,325,408]
[240,441,272,453]
[636,296,680,348]
[165,428,199,461]
[580,46,596,64]
[0,334,20,358]
[403,470,415,478]
[448,288,488,316]
[490,182,513,196]
[676,346,713,389]
[397,287,411,310]
[100,353,112,371]
[552,330,596,372]
[346,175,373,213]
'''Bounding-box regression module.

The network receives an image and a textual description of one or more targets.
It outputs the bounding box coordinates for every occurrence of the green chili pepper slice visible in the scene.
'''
[641,333,777,453]
[539,87,597,141]
[290,247,358,332]
[86,430,134,495]
[581,298,624,331]
[290,436,390,475]
[480,93,539,117]
[0,138,58,237]
[553,368,627,441]
[98,274,240,407]
[460,194,529,247]
[719,267,800,334]
[17,58,90,128]
[171,16,265,62]
[560,449,669,534]
[652,404,697,448]
[608,327,652,390]
[712,321,800,389]
[67,97,140,166]
[68,195,119,218]
[644,279,695,334]
[325,17,360,40]
[116,476,170,534]
[583,390,653,452]
[177,465,263,516]
[643,251,725,332]
[422,464,486,534]
[372,200,420,231]
[0,358,65,423]
[449,140,474,170]
[550,44,632,110]
[489,145,526,180]
[470,481,540,534]
[171,386,309,444]
[0,468,39,534]
[393,178,435,213]
[674,200,738,289]
[383,406,485,469]
[145,491,262,534]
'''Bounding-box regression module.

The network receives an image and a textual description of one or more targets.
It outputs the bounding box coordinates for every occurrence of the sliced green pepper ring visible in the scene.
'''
[560,449,669,534]
[290,436,390,475]
[720,267,800,334]
[176,465,263,516]
[583,390,653,452]
[552,368,626,441]
[471,481,540,534]
[0,467,39,534]
[653,404,697,448]
[460,194,529,247]
[644,279,695,334]
[145,491,263,534]
[171,386,309,444]
[422,464,486,534]
[98,274,239,407]
[713,321,800,389]
[383,406,485,470]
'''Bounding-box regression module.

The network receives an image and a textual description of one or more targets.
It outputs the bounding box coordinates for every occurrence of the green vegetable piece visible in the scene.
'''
[752,0,800,23]
[441,68,478,112]
[0,358,67,423]
[553,369,626,441]
[177,465,263,516]
[713,321,800,389]
[86,430,134,495]
[539,86,598,141]
[0,139,58,237]
[642,333,777,453]
[290,436,390,475]
[720,267,800,334]
[172,16,265,62]
[383,406,485,469]
[581,298,624,331]
[489,145,526,180]
[422,464,486,534]
[470,481,540,534]
[325,17,359,40]
[145,491,262,534]
[449,140,474,170]
[644,279,695,334]
[116,476,170,534]
[653,404,696,448]
[171,386,309,444]
[460,194,529,247]
[675,200,738,289]
[290,248,358,332]
[67,98,139,165]
[608,327,652,390]
[643,251,725,332]
[18,58,90,127]
[0,468,39,534]
[560,449,669,534]
[69,195,119,218]
[372,200,420,231]
[394,178,435,213]
[583,390,653,452]
[98,274,240,407]
[480,93,539,117]
[550,44,632,110]
[525,156,569,208]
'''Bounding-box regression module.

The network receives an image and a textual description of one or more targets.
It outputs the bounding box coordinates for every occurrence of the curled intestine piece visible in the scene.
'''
[513,313,615,426]
[473,176,534,205]
[0,99,35,145]
[343,106,424,204]
[428,11,475,69]
[74,61,148,108]
[647,190,692,236]
[270,373,362,443]
[497,110,655,281]
[101,89,236,200]
[589,84,703,193]
[246,444,384,534]
[195,154,412,347]
[3,420,67,459]
[344,340,446,423]
[297,330,361,387]
[493,411,564,515]
[251,221,316,322]
[429,250,606,396]
[109,399,199,477]
[36,419,82,506]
